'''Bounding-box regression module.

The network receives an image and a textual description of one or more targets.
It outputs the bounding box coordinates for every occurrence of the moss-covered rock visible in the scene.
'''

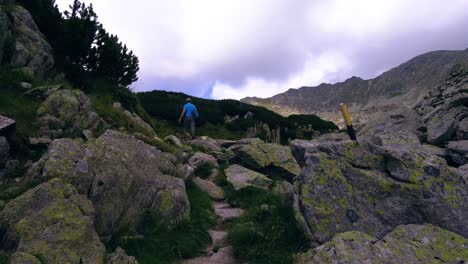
[291,140,468,244]
[228,138,301,180]
[36,89,106,139]
[295,224,468,264]
[225,164,273,191]
[26,130,190,239]
[0,178,106,264]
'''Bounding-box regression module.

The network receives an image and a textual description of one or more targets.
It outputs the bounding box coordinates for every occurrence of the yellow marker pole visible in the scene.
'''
[340,103,357,141]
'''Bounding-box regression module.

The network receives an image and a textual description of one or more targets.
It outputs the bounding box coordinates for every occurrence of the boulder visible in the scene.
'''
[164,135,183,148]
[291,140,468,243]
[107,247,138,264]
[36,90,106,139]
[358,106,424,147]
[113,102,155,136]
[213,202,244,222]
[295,224,468,264]
[23,84,63,100]
[456,118,468,140]
[448,140,468,166]
[8,6,54,76]
[427,109,459,145]
[457,164,468,180]
[26,130,190,238]
[191,138,222,152]
[0,115,16,141]
[188,152,219,169]
[176,164,195,181]
[224,164,272,191]
[228,138,301,180]
[0,178,106,264]
[193,177,225,200]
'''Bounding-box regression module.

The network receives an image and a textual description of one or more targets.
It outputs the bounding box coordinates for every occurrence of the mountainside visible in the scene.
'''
[138,90,338,144]
[242,49,468,125]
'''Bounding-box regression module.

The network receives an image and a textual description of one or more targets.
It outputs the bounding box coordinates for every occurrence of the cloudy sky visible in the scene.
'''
[56,0,468,99]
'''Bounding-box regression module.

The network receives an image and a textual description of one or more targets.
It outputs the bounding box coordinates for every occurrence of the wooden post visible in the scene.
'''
[340,103,357,141]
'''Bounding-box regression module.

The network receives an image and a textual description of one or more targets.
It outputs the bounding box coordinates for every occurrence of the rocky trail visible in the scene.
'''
[178,200,244,264]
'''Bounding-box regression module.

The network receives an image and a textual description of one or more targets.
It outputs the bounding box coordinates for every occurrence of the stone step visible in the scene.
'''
[208,229,228,249]
[213,202,245,222]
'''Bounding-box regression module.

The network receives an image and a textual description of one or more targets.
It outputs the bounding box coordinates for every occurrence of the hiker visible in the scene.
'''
[178,98,199,137]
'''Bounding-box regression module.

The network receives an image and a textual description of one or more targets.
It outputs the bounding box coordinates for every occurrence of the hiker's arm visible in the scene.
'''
[178,108,186,124]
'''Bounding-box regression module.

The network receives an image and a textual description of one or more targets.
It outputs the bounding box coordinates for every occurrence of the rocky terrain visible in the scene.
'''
[0,1,468,263]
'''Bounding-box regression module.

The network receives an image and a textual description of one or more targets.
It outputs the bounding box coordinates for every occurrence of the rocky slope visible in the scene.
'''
[242,49,468,126]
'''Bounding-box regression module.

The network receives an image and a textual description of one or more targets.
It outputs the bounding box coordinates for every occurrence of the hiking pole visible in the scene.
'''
[340,103,357,141]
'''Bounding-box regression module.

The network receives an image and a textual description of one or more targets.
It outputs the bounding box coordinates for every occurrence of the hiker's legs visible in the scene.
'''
[190,119,195,137]
[183,117,190,134]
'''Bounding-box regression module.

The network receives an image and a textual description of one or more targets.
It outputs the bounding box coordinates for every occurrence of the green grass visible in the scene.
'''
[214,167,308,264]
[0,68,41,138]
[109,182,216,264]
[194,162,216,179]
[226,187,308,264]
[0,252,9,264]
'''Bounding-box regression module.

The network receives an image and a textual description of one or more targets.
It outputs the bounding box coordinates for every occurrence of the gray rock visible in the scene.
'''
[209,230,228,249]
[457,164,468,180]
[28,137,51,147]
[164,135,183,148]
[0,115,16,141]
[209,246,238,264]
[213,202,244,222]
[0,178,106,264]
[112,103,155,136]
[291,140,468,244]
[107,247,138,264]
[358,106,424,147]
[427,109,459,145]
[176,164,195,181]
[456,118,468,140]
[36,90,106,139]
[188,152,219,169]
[421,144,450,160]
[8,6,54,76]
[448,140,468,166]
[193,177,225,201]
[295,224,468,264]
[224,164,272,191]
[191,138,222,152]
[26,130,190,238]
[106,248,138,264]
[19,82,32,89]
[229,138,301,180]
[23,84,63,100]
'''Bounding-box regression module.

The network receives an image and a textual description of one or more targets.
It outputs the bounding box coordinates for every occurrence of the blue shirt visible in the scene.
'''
[183,103,198,118]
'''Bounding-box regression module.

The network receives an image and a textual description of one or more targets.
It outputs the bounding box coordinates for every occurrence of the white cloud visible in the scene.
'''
[54,0,468,98]
[211,52,353,99]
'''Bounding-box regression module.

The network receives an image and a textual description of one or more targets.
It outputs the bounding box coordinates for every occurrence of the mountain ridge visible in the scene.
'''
[241,49,468,124]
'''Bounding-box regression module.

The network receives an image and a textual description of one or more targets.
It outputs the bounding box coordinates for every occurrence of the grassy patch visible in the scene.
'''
[109,182,216,264]
[0,181,38,202]
[0,251,9,264]
[194,162,215,179]
[0,68,41,138]
[226,187,308,264]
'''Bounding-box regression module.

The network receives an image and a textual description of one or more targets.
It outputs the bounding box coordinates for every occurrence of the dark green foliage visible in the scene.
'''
[109,182,216,264]
[225,187,308,264]
[194,162,215,179]
[0,252,9,264]
[87,27,139,87]
[138,90,337,143]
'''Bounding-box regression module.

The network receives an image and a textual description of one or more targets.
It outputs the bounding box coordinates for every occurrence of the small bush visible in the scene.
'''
[193,162,215,179]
